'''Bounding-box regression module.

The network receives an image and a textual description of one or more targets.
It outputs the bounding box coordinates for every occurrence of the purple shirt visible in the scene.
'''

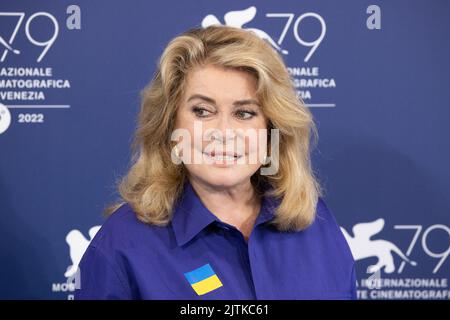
[75,180,356,299]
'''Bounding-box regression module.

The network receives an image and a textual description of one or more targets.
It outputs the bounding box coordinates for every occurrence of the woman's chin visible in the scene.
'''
[194,168,248,187]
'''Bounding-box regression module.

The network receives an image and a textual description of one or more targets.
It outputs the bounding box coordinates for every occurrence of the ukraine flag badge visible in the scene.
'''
[184,263,223,295]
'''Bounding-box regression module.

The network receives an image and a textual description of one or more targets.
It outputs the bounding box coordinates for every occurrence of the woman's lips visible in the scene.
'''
[202,151,243,162]
[204,150,242,157]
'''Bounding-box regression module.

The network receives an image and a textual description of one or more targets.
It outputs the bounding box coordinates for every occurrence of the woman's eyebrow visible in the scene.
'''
[187,94,261,107]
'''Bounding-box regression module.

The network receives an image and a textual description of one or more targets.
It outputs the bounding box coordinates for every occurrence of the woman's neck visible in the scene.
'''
[188,178,262,241]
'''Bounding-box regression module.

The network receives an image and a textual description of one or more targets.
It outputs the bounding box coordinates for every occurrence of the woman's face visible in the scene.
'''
[173,64,269,189]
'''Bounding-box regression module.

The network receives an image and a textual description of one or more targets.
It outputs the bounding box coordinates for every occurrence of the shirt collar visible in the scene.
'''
[171,180,280,247]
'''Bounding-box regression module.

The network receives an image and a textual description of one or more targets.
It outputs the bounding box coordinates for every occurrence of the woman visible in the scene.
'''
[75,25,356,300]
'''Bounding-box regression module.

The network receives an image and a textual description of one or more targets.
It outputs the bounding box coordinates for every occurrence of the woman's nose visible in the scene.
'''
[210,115,236,142]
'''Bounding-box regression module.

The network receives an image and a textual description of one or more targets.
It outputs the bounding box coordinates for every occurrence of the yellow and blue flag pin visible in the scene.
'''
[184,263,223,295]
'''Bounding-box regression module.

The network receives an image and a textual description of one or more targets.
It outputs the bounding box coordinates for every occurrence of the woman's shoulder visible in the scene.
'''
[89,202,172,252]
[315,196,341,227]
[307,197,355,260]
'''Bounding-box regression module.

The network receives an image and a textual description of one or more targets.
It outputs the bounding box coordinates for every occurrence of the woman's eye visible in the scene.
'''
[235,110,257,120]
[192,106,212,118]
[192,106,256,120]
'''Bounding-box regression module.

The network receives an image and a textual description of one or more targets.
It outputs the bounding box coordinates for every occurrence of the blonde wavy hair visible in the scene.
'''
[106,25,323,231]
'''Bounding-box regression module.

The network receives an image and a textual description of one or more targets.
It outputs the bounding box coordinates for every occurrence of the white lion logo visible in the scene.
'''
[341,218,417,273]
[64,226,101,278]
[201,6,289,55]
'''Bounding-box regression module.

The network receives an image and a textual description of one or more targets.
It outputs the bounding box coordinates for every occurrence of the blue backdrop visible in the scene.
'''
[0,0,449,299]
